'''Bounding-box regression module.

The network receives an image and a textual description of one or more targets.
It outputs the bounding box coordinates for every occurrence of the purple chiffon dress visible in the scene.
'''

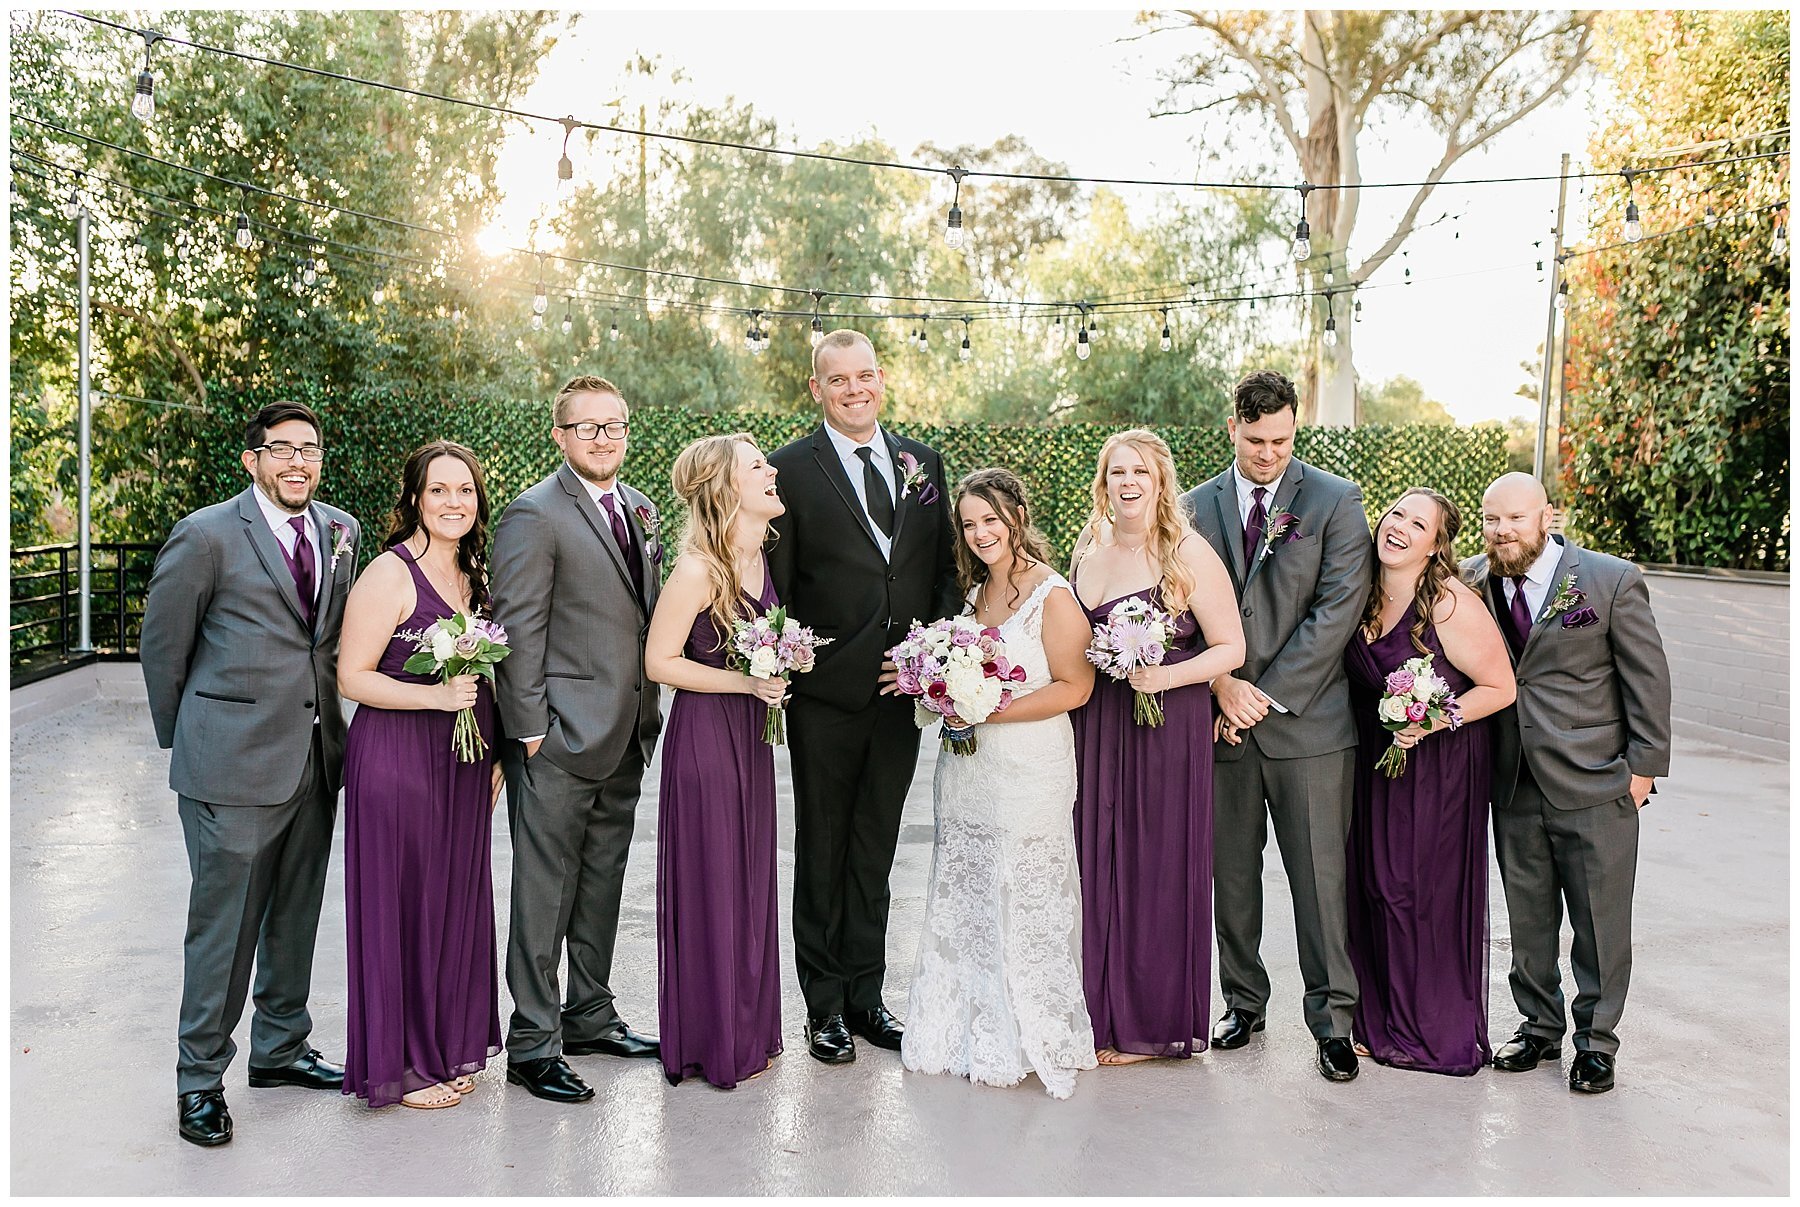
[656,566,783,1088]
[1071,585,1215,1058]
[342,543,502,1107]
[1344,602,1492,1076]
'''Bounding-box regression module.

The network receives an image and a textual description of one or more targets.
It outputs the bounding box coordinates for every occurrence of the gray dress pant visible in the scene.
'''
[502,742,647,1061]
[175,734,336,1094]
[1213,743,1359,1039]
[1491,768,1639,1055]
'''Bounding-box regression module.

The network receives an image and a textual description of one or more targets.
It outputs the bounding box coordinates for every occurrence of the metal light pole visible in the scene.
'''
[74,205,93,653]
[1534,153,1572,486]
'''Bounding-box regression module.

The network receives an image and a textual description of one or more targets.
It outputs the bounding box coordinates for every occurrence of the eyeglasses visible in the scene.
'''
[254,441,326,462]
[557,420,629,441]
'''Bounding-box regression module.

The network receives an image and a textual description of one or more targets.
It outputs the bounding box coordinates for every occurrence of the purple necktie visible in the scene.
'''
[1243,486,1268,566]
[1507,575,1534,650]
[286,515,317,629]
[601,493,645,598]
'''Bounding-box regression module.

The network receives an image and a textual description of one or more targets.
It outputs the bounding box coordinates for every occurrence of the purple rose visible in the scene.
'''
[1405,700,1429,723]
[896,669,921,696]
[951,628,977,648]
[453,632,481,656]
[1384,669,1416,695]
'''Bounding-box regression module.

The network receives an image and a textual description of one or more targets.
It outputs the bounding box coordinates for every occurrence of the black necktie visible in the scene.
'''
[856,446,895,538]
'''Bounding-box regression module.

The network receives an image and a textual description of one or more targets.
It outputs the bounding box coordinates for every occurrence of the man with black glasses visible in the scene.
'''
[142,400,360,1146]
[490,375,666,1104]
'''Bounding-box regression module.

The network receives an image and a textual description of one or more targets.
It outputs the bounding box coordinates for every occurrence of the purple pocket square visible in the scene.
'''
[1561,606,1600,629]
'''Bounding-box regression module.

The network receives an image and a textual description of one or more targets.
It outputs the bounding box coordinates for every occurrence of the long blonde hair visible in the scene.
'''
[670,432,759,649]
[1083,429,1197,608]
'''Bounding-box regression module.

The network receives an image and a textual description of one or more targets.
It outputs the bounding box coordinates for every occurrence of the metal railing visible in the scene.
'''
[10,542,161,684]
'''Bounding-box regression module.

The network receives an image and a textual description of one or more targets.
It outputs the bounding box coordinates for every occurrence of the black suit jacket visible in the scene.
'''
[766,424,961,712]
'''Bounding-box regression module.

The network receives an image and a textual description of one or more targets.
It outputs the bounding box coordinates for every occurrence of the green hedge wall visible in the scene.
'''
[115,385,1507,565]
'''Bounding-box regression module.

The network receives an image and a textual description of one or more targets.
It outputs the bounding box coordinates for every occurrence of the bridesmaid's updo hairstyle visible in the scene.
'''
[952,468,1056,607]
[671,432,760,648]
[1361,486,1463,657]
[383,440,493,611]
[1083,429,1198,611]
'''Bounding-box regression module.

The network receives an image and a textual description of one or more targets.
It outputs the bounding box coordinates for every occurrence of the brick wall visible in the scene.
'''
[1641,568,1788,762]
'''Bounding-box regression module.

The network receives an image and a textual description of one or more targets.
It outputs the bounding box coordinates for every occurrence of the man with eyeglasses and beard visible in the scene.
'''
[490,375,666,1105]
[142,400,361,1146]
[1462,472,1670,1096]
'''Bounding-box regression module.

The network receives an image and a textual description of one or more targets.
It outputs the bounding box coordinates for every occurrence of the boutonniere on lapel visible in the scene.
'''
[1260,505,1302,557]
[328,520,353,574]
[1542,573,1596,627]
[634,504,665,566]
[897,451,940,506]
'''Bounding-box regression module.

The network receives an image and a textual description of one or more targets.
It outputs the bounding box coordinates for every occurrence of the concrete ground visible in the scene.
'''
[9,664,1789,1195]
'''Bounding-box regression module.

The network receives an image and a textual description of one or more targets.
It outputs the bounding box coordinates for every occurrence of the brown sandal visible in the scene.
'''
[400,1083,461,1110]
[448,1075,476,1095]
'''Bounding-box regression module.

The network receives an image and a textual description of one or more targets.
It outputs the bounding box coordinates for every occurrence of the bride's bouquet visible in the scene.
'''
[402,612,511,762]
[887,616,1027,756]
[1085,596,1178,727]
[726,605,831,746]
[1374,654,1464,778]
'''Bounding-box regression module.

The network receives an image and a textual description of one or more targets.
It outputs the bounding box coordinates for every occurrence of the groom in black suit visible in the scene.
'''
[768,329,961,1064]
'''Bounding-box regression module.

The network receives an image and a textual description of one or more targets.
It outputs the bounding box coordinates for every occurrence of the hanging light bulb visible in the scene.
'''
[234,190,252,249]
[1774,222,1788,258]
[9,176,19,204]
[1249,296,1257,311]
[1704,204,1719,229]
[918,318,929,351]
[609,311,621,342]
[557,116,577,188]
[1323,315,1338,348]
[1554,280,1568,311]
[1623,198,1643,243]
[1291,217,1311,261]
[301,257,317,286]
[62,188,81,219]
[1325,266,1335,284]
[531,312,544,331]
[1087,313,1100,342]
[1353,299,1363,324]
[560,297,573,335]
[944,167,966,250]
[758,323,772,353]
[959,319,972,363]
[372,284,386,305]
[532,282,547,316]
[1159,310,1172,353]
[1536,259,1545,283]
[130,32,160,123]
[451,302,464,324]
[1075,326,1091,361]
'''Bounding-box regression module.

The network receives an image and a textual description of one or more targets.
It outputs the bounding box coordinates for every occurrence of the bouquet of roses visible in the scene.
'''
[1086,596,1178,727]
[1374,654,1464,778]
[886,616,1027,755]
[403,613,511,762]
[727,605,831,746]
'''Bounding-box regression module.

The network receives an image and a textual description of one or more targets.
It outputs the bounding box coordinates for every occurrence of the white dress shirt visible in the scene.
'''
[825,421,895,562]
[1227,464,1289,714]
[1502,535,1565,623]
[252,485,323,605]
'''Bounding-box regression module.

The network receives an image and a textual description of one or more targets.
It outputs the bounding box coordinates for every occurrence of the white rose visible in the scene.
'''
[1378,696,1410,724]
[749,646,780,678]
[1410,676,1437,702]
[430,630,456,662]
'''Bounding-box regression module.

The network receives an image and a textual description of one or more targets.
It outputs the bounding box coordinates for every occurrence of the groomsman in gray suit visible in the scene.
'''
[141,400,358,1146]
[491,374,664,1104]
[1181,370,1372,1083]
[1463,472,1671,1094]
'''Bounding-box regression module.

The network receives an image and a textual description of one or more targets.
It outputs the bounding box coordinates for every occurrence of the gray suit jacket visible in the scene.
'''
[1462,537,1672,810]
[140,487,360,806]
[491,463,663,780]
[1181,458,1373,761]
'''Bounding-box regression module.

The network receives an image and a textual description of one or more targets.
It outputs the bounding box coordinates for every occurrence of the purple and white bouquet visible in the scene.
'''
[886,616,1027,756]
[1373,654,1464,778]
[402,612,511,762]
[1086,596,1178,727]
[727,605,831,746]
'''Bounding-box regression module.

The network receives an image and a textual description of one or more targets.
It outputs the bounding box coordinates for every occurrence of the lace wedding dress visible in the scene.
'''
[900,573,1097,1099]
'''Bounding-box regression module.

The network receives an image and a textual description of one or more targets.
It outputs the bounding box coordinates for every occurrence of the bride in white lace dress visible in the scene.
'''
[900,468,1099,1099]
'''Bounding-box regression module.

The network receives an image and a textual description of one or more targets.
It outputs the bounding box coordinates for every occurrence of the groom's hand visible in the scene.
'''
[1629,774,1654,808]
[1212,674,1271,729]
[524,737,543,759]
[878,658,901,696]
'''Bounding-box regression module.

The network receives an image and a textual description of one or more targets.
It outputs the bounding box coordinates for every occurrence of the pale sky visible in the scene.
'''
[484,8,1604,425]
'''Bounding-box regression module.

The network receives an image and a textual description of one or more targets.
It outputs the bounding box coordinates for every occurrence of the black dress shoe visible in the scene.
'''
[1316,1037,1360,1082]
[845,1006,905,1051]
[247,1048,345,1090]
[1492,1030,1563,1072]
[563,1027,661,1059]
[1211,1008,1265,1050]
[506,1056,595,1103]
[805,1015,855,1064]
[1569,1050,1616,1094]
[177,1090,232,1146]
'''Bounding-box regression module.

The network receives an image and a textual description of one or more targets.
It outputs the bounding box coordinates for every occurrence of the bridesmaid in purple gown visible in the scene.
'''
[337,441,504,1109]
[1069,430,1245,1064]
[645,433,790,1089]
[1344,487,1515,1075]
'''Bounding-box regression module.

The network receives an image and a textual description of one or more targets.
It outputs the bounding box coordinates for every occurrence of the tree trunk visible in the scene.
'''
[1299,11,1358,427]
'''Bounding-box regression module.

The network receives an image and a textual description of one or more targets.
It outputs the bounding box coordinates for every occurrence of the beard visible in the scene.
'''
[1485,529,1548,578]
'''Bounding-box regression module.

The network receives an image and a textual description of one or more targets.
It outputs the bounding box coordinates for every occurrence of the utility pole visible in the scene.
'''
[74,204,94,654]
[1535,152,1571,486]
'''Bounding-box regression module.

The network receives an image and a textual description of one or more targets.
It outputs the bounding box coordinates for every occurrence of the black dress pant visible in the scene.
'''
[788,690,923,1018]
